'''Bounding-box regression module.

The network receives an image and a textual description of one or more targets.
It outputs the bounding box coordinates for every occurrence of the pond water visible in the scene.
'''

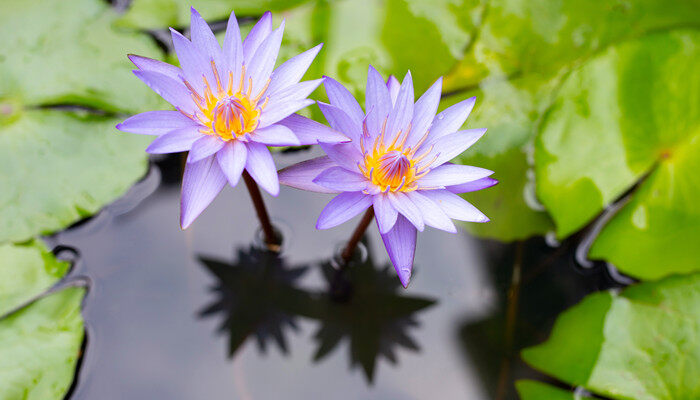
[46,150,623,400]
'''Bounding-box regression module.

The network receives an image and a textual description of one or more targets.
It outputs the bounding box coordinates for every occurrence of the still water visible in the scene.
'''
[45,149,621,400]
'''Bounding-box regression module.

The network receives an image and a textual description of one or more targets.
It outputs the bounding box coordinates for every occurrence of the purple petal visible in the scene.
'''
[277,114,349,145]
[365,65,391,138]
[170,28,213,93]
[243,11,272,65]
[247,20,285,98]
[373,194,398,234]
[421,189,489,222]
[418,163,494,188]
[422,128,486,167]
[407,77,442,147]
[245,142,279,196]
[223,10,243,79]
[129,55,182,81]
[267,44,323,96]
[380,215,417,288]
[145,126,202,154]
[260,79,324,127]
[216,140,247,187]
[447,177,498,194]
[384,71,414,146]
[324,76,364,124]
[319,142,363,172]
[189,7,224,77]
[278,156,340,194]
[406,191,456,233]
[316,192,372,230]
[187,135,225,163]
[428,97,476,142]
[132,70,196,114]
[387,191,424,231]
[181,155,227,228]
[252,124,300,146]
[386,75,400,105]
[317,101,362,143]
[117,111,197,135]
[313,166,368,192]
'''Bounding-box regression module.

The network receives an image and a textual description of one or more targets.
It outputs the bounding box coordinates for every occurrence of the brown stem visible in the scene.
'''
[340,207,375,264]
[242,171,279,250]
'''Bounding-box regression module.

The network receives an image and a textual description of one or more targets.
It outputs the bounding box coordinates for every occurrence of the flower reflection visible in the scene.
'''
[197,241,436,383]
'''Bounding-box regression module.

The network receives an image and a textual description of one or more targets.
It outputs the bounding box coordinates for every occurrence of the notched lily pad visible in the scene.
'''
[521,272,700,399]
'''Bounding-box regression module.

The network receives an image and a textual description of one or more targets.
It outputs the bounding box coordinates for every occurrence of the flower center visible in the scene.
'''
[182,62,269,141]
[358,120,436,193]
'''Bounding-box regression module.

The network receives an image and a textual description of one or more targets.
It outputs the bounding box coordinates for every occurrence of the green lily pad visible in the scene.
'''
[536,30,699,279]
[0,240,69,317]
[0,0,165,113]
[0,110,149,243]
[516,380,593,400]
[444,0,700,241]
[522,272,700,399]
[0,287,85,400]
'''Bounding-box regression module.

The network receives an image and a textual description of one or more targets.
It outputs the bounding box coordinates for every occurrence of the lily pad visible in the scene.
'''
[516,380,593,400]
[444,0,700,241]
[0,287,85,400]
[0,110,149,243]
[536,30,700,279]
[0,240,69,317]
[522,272,700,399]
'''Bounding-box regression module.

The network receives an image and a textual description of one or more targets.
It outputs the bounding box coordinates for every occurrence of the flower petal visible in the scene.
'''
[181,155,227,228]
[406,191,456,233]
[223,10,243,79]
[189,7,224,76]
[319,142,363,172]
[276,114,349,145]
[245,142,279,196]
[129,55,182,81]
[316,192,372,230]
[380,215,417,288]
[407,77,442,147]
[258,99,315,128]
[427,96,476,142]
[323,76,364,124]
[243,11,272,65]
[260,79,324,127]
[423,128,486,167]
[117,111,197,135]
[447,177,498,194]
[216,140,247,187]
[313,166,368,192]
[247,20,285,98]
[187,135,225,163]
[418,163,494,188]
[170,28,213,93]
[421,189,489,222]
[373,193,398,234]
[267,44,323,96]
[145,126,202,154]
[317,101,362,143]
[252,124,300,146]
[386,75,400,105]
[365,65,391,138]
[132,70,196,114]
[278,156,340,194]
[384,71,414,146]
[387,191,424,231]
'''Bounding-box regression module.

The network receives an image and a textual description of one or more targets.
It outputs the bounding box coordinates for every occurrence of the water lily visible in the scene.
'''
[116,8,346,230]
[279,67,496,287]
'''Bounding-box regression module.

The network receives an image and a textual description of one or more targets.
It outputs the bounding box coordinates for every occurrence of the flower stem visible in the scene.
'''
[341,207,375,264]
[242,170,279,250]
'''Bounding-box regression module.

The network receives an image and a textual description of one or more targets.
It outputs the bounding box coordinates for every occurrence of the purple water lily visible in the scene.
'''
[117,8,347,229]
[279,67,496,287]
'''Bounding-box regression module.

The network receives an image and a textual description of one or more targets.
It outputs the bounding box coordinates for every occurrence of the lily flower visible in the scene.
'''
[117,8,347,229]
[279,67,496,287]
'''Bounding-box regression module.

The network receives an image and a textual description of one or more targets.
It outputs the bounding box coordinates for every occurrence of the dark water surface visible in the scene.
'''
[46,150,621,400]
